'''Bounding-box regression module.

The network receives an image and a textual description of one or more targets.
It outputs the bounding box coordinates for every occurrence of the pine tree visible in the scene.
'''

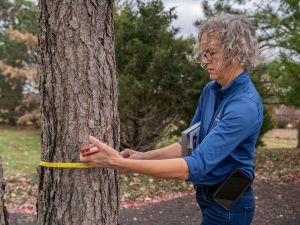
[37,1,119,224]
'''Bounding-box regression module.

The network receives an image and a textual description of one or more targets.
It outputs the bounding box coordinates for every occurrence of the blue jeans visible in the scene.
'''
[196,187,255,225]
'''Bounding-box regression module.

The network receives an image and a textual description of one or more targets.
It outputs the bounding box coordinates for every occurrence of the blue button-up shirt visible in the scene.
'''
[183,70,263,186]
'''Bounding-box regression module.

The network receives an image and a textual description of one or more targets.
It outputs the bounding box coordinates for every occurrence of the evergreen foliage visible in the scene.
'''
[115,0,208,150]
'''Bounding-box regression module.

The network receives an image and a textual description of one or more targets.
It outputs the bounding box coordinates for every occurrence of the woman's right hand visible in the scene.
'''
[119,149,146,160]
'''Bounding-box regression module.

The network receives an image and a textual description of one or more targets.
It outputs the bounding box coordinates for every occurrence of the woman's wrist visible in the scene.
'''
[110,155,126,170]
[142,151,159,160]
[142,151,153,160]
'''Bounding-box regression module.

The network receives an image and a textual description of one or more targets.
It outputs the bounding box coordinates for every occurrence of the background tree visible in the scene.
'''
[253,0,300,147]
[37,1,119,224]
[0,0,39,125]
[115,0,209,151]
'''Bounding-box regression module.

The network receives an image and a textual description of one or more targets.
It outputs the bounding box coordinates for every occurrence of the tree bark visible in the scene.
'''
[37,1,119,224]
[0,160,8,225]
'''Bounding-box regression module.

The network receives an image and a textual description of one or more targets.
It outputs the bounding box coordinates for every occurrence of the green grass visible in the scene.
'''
[0,128,41,175]
[261,128,297,149]
[0,127,298,178]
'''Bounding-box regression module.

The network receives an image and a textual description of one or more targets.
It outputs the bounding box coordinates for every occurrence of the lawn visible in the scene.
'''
[0,128,41,176]
[261,128,297,149]
[0,127,297,176]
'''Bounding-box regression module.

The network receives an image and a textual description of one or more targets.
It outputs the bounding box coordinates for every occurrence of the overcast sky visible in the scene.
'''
[162,0,203,37]
[162,0,259,38]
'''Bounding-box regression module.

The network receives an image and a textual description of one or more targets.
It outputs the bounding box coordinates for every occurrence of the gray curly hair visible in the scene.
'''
[195,13,261,69]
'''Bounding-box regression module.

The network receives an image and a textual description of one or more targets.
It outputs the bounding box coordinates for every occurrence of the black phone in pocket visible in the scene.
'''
[213,169,253,211]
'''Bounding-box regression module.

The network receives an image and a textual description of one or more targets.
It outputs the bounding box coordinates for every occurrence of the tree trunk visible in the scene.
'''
[37,1,119,224]
[0,160,8,225]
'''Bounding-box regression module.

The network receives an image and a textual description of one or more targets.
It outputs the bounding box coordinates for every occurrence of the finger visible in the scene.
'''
[89,136,108,151]
[120,149,129,158]
[80,154,91,163]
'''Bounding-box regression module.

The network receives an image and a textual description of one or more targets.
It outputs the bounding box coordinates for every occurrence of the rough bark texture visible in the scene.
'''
[0,160,8,225]
[37,0,119,224]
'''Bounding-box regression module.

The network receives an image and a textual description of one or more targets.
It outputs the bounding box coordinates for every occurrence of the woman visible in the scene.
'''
[80,13,263,225]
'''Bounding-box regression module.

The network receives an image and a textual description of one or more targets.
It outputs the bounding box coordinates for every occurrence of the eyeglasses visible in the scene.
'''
[199,49,221,62]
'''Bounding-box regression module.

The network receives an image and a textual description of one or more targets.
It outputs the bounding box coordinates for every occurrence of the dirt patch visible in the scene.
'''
[253,179,300,225]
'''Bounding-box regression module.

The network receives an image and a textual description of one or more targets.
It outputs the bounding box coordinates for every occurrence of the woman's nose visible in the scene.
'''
[201,56,210,65]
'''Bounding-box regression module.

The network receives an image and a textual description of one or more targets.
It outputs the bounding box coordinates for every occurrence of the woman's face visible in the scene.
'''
[200,32,233,85]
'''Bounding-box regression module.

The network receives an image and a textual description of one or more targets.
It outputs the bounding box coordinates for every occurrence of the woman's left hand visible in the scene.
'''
[80,136,121,168]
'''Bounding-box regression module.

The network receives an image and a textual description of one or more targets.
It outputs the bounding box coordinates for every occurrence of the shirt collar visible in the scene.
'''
[211,70,249,97]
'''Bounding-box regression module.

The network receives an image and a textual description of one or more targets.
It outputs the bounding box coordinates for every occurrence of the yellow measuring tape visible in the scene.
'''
[39,161,95,169]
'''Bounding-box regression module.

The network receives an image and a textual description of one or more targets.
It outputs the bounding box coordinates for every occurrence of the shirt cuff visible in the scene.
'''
[183,156,197,182]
